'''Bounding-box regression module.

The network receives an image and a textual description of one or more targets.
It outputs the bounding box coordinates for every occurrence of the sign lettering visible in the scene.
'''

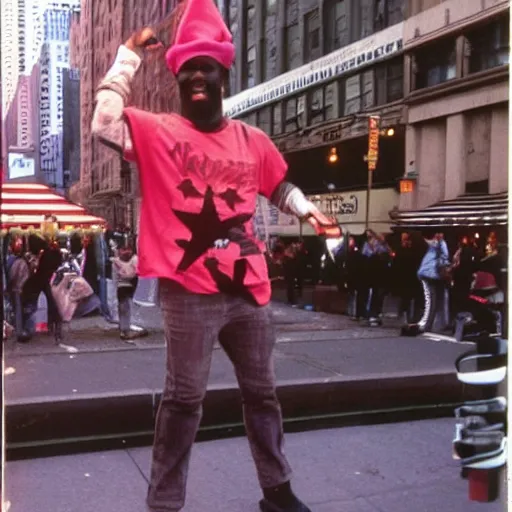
[223,23,403,118]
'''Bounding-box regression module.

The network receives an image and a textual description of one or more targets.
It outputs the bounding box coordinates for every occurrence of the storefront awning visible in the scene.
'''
[1,183,105,229]
[389,192,508,228]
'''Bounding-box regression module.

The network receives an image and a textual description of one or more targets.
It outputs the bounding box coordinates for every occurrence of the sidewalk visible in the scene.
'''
[5,419,505,512]
[4,313,482,453]
[3,300,401,356]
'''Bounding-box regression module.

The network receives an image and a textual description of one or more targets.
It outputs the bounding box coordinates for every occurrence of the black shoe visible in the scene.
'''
[17,332,31,343]
[259,497,312,512]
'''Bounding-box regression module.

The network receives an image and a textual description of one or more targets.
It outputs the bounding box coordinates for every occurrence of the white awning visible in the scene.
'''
[390,192,508,228]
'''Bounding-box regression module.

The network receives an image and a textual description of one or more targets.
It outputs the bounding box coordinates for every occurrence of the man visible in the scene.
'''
[393,232,423,324]
[91,1,338,510]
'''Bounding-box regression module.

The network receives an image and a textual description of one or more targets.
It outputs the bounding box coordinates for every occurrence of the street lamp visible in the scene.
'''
[327,147,338,164]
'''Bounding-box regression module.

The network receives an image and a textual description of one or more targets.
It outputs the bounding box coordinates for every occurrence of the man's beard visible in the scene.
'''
[179,84,223,132]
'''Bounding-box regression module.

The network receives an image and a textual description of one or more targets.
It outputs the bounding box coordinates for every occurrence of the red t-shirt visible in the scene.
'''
[123,109,287,306]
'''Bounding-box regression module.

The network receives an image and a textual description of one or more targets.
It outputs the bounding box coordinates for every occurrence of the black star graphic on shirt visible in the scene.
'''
[204,257,255,304]
[218,188,244,211]
[177,178,204,199]
[173,186,252,272]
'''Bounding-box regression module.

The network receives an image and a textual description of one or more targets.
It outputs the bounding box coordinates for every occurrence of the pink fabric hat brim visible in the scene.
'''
[166,39,235,75]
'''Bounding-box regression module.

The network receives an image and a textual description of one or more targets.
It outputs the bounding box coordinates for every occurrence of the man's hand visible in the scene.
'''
[124,27,162,55]
[306,207,341,238]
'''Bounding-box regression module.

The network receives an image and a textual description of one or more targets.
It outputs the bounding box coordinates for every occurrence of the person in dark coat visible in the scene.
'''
[451,235,479,318]
[24,237,63,341]
[362,230,392,326]
[393,232,425,324]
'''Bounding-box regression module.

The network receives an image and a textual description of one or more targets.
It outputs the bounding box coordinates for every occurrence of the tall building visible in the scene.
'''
[72,0,183,229]
[223,0,406,236]
[0,0,80,189]
[61,7,81,191]
[391,0,509,230]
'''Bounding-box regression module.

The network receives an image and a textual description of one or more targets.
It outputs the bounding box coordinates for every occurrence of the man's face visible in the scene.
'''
[177,56,225,121]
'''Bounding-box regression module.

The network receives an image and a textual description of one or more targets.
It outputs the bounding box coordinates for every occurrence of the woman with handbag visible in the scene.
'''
[416,232,451,333]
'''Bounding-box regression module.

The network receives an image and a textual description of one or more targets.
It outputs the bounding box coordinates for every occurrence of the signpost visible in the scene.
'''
[365,115,381,228]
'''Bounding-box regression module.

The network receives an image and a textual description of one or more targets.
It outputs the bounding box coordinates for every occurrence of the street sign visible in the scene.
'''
[367,116,380,171]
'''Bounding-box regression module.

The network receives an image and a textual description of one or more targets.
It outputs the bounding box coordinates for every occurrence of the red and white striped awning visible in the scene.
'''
[1,183,105,229]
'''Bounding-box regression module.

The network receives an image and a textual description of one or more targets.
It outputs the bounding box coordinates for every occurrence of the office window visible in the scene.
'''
[243,0,257,89]
[305,9,321,63]
[229,2,240,94]
[344,75,361,115]
[284,96,304,133]
[414,38,456,89]
[285,0,301,71]
[467,15,509,74]
[247,46,256,88]
[262,0,279,80]
[308,83,338,125]
[374,0,403,31]
[245,112,257,127]
[375,58,403,104]
[361,70,375,109]
[272,103,283,135]
[324,0,349,54]
[246,0,257,43]
[257,107,272,135]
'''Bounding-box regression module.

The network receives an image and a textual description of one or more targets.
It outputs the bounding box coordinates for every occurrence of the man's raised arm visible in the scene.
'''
[91,28,161,156]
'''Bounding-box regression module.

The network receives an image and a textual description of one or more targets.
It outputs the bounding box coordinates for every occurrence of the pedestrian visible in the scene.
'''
[91,0,338,509]
[393,232,424,324]
[283,242,300,306]
[6,237,31,342]
[361,230,392,327]
[343,236,366,321]
[417,232,451,333]
[111,241,147,342]
[451,235,479,319]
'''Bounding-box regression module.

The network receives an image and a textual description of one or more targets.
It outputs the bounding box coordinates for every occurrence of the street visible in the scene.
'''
[4,419,506,512]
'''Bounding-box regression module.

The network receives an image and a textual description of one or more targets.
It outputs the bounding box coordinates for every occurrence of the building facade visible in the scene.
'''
[0,0,79,190]
[223,0,406,235]
[72,0,183,229]
[397,0,509,215]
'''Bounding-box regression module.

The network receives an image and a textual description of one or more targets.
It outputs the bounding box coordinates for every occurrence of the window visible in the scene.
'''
[324,0,349,54]
[414,38,456,89]
[246,0,257,42]
[246,46,256,88]
[246,112,257,127]
[467,15,509,74]
[285,24,301,71]
[243,0,257,88]
[308,83,339,125]
[262,0,278,80]
[284,97,304,133]
[229,2,240,94]
[272,104,283,135]
[374,0,403,31]
[284,0,301,71]
[375,58,403,104]
[344,75,361,115]
[257,107,272,135]
[304,9,321,63]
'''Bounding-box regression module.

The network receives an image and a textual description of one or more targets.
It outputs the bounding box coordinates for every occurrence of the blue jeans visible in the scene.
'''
[147,280,292,511]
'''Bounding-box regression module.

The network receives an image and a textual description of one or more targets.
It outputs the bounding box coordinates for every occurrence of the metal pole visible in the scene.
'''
[365,169,372,229]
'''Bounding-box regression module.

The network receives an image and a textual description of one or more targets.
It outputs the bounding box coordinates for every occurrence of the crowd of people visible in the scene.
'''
[270,229,506,333]
[2,219,148,344]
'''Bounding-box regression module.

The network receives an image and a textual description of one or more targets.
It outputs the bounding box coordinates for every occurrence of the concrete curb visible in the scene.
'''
[6,371,484,457]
